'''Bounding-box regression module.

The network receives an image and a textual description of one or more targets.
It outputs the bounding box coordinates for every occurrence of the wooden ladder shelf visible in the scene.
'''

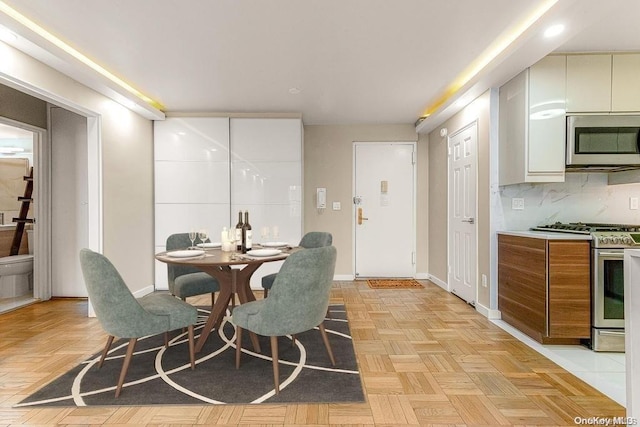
[10,167,34,256]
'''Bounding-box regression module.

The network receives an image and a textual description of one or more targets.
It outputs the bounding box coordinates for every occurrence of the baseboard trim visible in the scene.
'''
[133,285,155,298]
[475,303,501,319]
[428,274,448,290]
[334,274,355,281]
[415,272,429,280]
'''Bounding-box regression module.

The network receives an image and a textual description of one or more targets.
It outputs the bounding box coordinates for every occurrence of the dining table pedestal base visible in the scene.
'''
[194,263,262,354]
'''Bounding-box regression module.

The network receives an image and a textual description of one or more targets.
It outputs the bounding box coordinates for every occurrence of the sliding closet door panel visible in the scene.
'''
[154,117,230,289]
[230,118,301,161]
[155,162,230,204]
[155,118,230,161]
[231,161,302,204]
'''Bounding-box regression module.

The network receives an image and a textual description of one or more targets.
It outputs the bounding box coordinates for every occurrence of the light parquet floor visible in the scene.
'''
[0,280,625,426]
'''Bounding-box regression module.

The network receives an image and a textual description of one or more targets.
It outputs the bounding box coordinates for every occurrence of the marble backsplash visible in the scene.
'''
[495,173,640,231]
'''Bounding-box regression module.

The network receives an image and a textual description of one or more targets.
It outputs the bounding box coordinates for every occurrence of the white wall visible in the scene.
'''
[497,173,640,231]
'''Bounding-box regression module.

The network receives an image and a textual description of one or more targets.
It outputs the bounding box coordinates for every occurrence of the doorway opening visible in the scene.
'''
[0,119,40,313]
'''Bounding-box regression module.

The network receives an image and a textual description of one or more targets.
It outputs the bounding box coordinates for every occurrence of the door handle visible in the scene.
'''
[358,207,368,225]
[462,218,475,224]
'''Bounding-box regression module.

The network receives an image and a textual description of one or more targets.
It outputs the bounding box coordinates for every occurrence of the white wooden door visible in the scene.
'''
[354,143,415,278]
[448,124,477,305]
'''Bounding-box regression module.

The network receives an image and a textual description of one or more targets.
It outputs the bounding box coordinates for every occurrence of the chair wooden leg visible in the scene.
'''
[291,334,296,347]
[164,332,169,348]
[211,292,216,310]
[263,288,268,298]
[115,338,137,398]
[270,336,280,394]
[235,327,243,369]
[188,324,195,370]
[98,335,115,368]
[318,322,336,366]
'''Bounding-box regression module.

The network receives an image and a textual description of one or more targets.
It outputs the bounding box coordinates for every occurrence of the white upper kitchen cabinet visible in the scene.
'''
[612,53,640,112]
[566,54,612,113]
[499,55,566,185]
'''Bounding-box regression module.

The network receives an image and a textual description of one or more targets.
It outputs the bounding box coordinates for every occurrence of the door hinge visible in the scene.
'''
[448,146,452,156]
[412,252,416,265]
[411,151,416,165]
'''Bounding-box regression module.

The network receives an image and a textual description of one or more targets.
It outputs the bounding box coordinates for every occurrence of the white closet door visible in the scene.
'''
[154,117,230,289]
[230,118,303,288]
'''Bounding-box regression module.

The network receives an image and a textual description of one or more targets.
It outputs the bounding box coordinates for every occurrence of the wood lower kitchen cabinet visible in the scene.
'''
[498,233,591,344]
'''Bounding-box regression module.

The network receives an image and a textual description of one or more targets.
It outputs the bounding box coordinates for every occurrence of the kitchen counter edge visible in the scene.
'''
[497,230,592,240]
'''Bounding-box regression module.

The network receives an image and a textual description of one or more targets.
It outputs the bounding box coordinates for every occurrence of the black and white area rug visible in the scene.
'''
[17,305,364,407]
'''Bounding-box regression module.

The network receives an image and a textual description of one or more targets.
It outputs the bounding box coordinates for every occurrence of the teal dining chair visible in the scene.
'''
[79,248,198,397]
[261,231,333,297]
[233,245,337,394]
[166,233,220,308]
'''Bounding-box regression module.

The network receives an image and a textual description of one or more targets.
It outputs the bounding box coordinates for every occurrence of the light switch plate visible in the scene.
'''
[630,197,639,210]
[332,201,341,210]
[512,198,525,210]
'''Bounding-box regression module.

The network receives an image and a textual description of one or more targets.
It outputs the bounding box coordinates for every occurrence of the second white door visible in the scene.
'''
[354,142,415,278]
[448,123,477,305]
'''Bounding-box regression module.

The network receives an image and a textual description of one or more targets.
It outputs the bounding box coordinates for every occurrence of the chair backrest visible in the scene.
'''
[299,231,332,248]
[260,246,337,335]
[166,233,204,293]
[79,248,163,338]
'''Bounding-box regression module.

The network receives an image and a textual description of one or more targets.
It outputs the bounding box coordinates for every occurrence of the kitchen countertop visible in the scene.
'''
[497,230,592,240]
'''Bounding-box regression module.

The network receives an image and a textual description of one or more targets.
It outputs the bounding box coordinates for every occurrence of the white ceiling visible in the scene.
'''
[1,0,639,129]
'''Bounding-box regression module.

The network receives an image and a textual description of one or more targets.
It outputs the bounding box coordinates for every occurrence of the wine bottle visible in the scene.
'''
[235,211,243,251]
[242,211,252,253]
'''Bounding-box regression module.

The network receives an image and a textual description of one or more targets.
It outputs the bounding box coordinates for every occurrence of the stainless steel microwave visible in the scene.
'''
[566,115,640,168]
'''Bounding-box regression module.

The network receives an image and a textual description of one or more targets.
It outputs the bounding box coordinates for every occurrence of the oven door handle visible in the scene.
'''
[598,330,625,336]
[597,252,625,257]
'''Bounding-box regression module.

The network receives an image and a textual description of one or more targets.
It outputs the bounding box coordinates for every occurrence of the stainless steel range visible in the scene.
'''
[531,222,640,352]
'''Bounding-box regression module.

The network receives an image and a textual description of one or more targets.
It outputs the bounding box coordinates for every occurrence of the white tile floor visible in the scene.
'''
[492,319,626,407]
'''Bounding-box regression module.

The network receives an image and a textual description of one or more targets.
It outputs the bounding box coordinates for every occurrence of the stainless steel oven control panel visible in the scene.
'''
[592,232,640,248]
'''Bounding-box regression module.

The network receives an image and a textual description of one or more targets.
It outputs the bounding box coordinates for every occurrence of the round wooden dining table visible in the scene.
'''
[155,246,298,353]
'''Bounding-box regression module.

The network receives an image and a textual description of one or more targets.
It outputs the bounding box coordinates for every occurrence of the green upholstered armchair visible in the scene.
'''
[166,233,220,308]
[261,231,333,297]
[79,248,198,397]
[232,245,337,394]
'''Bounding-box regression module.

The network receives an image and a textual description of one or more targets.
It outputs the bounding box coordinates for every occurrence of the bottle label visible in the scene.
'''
[235,229,242,242]
[246,230,253,249]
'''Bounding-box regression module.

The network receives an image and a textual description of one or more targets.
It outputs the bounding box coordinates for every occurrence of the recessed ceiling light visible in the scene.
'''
[289,87,301,95]
[544,24,565,38]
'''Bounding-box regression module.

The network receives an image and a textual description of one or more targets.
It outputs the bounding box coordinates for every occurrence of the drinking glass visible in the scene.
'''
[188,228,197,249]
[198,229,209,246]
[261,226,270,242]
[272,225,279,239]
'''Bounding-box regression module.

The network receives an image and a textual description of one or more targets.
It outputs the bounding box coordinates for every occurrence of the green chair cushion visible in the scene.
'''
[139,293,197,330]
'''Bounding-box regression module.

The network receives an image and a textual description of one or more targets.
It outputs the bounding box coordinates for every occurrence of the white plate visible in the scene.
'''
[167,249,205,258]
[248,249,282,257]
[197,242,221,248]
[262,241,288,248]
